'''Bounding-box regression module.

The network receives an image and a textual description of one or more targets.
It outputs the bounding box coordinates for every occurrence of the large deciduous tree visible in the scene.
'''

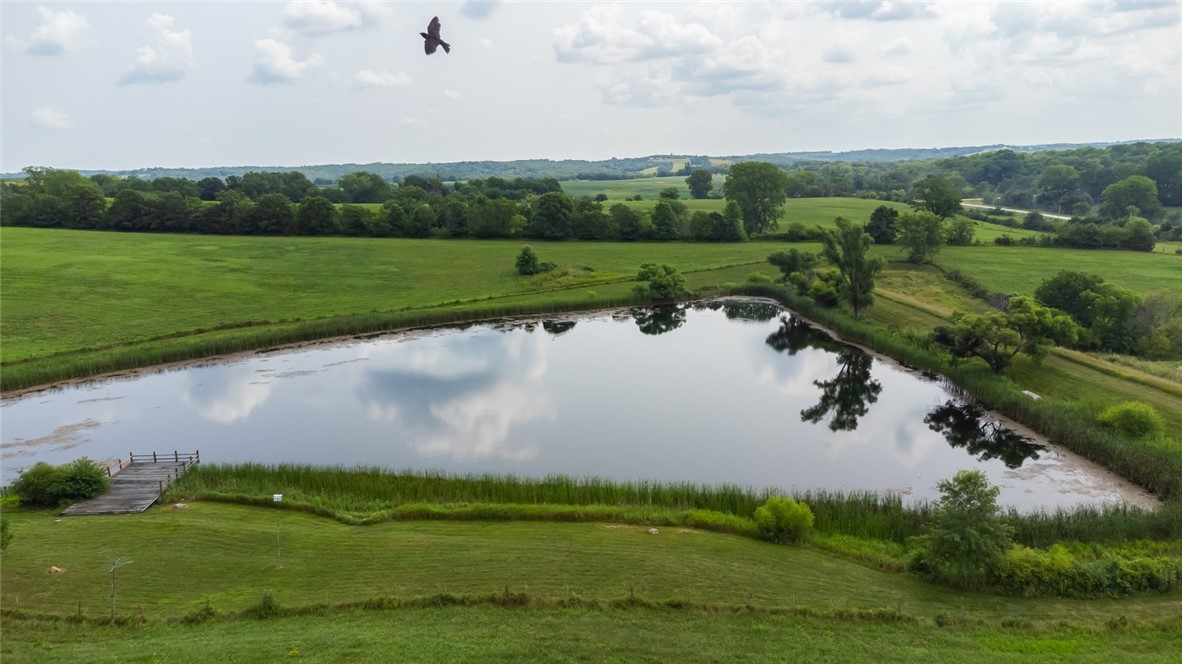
[930,296,1079,373]
[865,205,899,244]
[635,263,685,301]
[819,217,884,319]
[896,211,946,264]
[294,195,339,235]
[338,171,392,204]
[910,175,963,219]
[1100,175,1163,219]
[685,168,713,199]
[724,162,788,237]
[920,470,1013,586]
[530,191,574,239]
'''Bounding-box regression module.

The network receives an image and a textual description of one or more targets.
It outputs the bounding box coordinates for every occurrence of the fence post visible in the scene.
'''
[174,450,178,462]
[158,479,163,496]
[152,452,157,463]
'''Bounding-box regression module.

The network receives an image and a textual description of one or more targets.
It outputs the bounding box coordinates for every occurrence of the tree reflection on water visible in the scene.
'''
[632,305,688,335]
[924,400,1044,468]
[765,315,882,432]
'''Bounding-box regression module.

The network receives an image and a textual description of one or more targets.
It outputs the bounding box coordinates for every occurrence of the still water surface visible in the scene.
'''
[0,300,1154,510]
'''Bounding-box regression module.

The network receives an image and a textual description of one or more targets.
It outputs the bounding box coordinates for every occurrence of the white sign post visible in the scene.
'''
[273,494,283,564]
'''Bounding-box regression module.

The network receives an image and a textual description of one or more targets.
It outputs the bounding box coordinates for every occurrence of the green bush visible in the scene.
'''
[1097,401,1165,439]
[746,272,773,284]
[0,517,11,551]
[11,457,107,507]
[11,462,68,507]
[515,245,540,276]
[62,457,109,501]
[994,544,1182,597]
[807,280,840,307]
[754,496,815,544]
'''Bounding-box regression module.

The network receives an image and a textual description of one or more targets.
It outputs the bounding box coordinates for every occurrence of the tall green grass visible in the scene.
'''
[170,464,1181,545]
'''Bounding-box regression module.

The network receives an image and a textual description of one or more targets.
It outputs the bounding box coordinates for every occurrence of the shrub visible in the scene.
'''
[11,462,67,507]
[994,235,1013,246]
[807,279,840,307]
[62,457,108,502]
[747,272,773,284]
[1097,401,1165,439]
[0,517,11,551]
[921,471,1013,586]
[11,458,107,507]
[754,496,815,544]
[515,245,540,276]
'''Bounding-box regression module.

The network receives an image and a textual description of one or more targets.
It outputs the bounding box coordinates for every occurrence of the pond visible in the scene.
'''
[0,299,1155,510]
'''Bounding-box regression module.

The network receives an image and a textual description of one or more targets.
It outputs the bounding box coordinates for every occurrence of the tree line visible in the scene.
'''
[2,142,1177,246]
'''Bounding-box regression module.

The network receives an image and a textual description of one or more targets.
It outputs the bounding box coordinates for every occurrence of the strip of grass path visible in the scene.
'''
[5,607,1180,663]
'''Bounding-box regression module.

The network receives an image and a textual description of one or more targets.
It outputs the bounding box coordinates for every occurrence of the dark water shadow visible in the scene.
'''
[764,315,882,432]
[925,400,1044,468]
[632,305,688,336]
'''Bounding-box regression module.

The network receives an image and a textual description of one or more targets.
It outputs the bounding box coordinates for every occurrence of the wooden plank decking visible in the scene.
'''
[61,453,198,516]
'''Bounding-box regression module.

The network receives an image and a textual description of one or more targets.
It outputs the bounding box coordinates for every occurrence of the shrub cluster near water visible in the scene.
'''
[9,458,108,507]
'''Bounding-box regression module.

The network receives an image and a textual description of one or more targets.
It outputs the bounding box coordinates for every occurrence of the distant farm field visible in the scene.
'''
[1,224,1176,394]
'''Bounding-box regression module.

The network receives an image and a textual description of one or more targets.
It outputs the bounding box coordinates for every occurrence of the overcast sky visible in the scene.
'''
[3,1,1180,172]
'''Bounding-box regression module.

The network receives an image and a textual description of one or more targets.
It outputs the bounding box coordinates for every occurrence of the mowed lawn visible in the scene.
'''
[3,504,1180,624]
[3,504,1180,662]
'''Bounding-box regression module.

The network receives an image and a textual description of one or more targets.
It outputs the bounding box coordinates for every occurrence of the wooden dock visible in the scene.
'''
[61,451,199,516]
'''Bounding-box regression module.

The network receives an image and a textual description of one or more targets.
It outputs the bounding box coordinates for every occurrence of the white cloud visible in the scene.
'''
[30,106,70,129]
[248,39,322,85]
[460,1,502,20]
[862,64,911,87]
[880,37,913,57]
[679,35,785,96]
[822,1,938,21]
[18,7,92,56]
[118,14,193,85]
[822,45,857,64]
[478,38,494,49]
[597,65,679,107]
[443,89,463,100]
[353,69,412,89]
[282,1,388,36]
[554,6,722,64]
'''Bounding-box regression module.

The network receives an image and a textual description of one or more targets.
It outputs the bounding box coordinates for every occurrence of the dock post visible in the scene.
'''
[158,479,163,496]
[152,452,157,463]
[174,450,178,462]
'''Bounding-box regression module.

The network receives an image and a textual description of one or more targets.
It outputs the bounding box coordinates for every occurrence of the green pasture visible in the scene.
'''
[2,504,1179,625]
[559,175,693,200]
[930,246,1182,296]
[1,225,1176,393]
[7,605,1179,663]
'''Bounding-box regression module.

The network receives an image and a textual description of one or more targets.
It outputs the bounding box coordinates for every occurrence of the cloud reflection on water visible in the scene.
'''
[357,328,555,461]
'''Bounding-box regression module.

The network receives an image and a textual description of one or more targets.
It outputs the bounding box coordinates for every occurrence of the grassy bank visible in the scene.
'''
[170,464,1182,548]
[5,604,1181,663]
[2,504,1179,624]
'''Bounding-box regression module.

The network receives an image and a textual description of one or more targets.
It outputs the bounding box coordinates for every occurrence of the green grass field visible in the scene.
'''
[2,504,1179,662]
[4,214,1182,660]
[560,175,693,200]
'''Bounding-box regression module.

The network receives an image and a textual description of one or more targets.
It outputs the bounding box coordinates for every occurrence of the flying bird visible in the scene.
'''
[421,17,450,55]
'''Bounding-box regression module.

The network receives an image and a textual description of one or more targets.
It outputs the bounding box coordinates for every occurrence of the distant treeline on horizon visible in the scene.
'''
[1,141,1179,247]
[3,138,1178,183]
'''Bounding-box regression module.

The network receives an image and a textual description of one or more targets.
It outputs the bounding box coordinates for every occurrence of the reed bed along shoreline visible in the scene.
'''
[171,464,1182,547]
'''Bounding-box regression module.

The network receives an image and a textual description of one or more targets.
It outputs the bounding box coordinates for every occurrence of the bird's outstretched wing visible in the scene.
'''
[424,39,437,55]
[427,17,442,39]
